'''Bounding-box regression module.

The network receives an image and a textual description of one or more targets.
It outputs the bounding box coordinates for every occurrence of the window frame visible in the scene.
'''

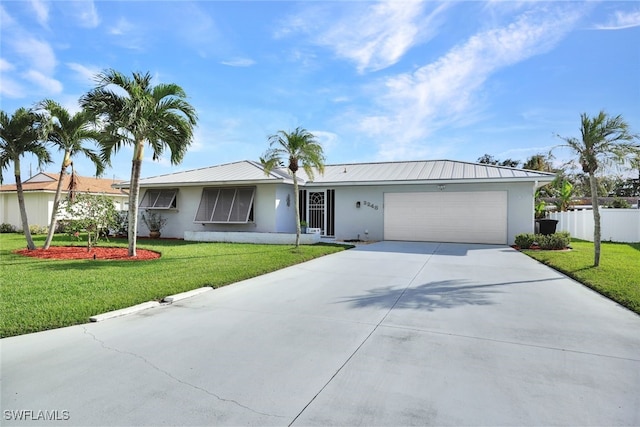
[139,189,178,210]
[194,186,255,224]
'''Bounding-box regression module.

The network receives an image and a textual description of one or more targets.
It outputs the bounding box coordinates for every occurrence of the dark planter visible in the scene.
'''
[536,219,558,235]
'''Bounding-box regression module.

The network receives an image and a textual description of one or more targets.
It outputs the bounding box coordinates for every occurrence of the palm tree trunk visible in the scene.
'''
[43,152,71,249]
[589,173,601,267]
[293,176,300,248]
[14,157,36,250]
[127,142,144,257]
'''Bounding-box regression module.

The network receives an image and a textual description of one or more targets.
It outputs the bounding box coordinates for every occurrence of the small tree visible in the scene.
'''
[63,192,119,251]
[557,111,639,266]
[261,127,325,247]
[0,108,52,249]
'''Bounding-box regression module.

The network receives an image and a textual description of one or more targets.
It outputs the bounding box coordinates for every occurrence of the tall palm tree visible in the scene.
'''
[38,100,105,249]
[80,69,197,256]
[558,111,639,266]
[0,108,51,250]
[261,127,325,247]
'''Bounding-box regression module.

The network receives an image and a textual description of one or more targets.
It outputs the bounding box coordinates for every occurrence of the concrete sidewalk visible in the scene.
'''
[2,241,639,426]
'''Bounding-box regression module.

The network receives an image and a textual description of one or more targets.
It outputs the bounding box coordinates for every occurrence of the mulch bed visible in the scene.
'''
[15,246,161,261]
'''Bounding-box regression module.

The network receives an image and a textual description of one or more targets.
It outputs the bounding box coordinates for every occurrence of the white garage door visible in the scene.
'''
[384,191,507,244]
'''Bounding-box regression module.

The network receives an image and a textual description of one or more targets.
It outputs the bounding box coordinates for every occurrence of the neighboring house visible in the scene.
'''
[0,172,128,230]
[120,159,555,245]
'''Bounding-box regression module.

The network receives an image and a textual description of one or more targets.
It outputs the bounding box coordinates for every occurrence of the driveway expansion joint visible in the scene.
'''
[81,327,287,420]
[289,246,438,426]
[379,324,640,362]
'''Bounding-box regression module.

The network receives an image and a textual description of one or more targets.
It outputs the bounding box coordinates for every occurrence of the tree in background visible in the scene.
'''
[522,153,554,172]
[557,111,639,266]
[80,70,197,257]
[477,153,520,168]
[261,127,325,247]
[0,108,51,250]
[38,100,104,250]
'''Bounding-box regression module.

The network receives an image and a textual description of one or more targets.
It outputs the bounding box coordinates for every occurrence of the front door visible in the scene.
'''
[301,189,335,237]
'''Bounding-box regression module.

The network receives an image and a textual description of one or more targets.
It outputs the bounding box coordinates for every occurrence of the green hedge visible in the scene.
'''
[515,231,570,250]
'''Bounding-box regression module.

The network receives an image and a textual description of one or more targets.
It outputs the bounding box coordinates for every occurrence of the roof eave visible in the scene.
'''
[117,178,290,189]
[304,176,556,187]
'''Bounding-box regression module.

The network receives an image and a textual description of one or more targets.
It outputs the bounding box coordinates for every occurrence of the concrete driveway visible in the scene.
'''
[2,241,639,426]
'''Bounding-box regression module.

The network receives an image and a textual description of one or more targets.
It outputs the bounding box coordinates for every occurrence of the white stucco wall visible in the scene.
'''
[325,181,536,245]
[138,183,298,238]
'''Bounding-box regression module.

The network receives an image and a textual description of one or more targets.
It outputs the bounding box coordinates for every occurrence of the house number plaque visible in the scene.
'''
[363,201,379,210]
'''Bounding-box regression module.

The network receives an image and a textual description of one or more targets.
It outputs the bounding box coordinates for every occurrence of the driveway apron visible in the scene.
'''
[2,241,639,426]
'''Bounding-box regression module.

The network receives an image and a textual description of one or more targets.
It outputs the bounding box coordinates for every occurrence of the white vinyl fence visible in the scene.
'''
[549,209,640,243]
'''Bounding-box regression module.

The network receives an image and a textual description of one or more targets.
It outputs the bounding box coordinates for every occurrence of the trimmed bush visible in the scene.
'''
[28,224,48,235]
[0,223,16,233]
[515,231,570,250]
[515,233,536,249]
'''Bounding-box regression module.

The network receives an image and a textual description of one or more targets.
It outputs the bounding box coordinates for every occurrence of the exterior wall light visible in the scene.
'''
[356,201,361,208]
[438,184,446,191]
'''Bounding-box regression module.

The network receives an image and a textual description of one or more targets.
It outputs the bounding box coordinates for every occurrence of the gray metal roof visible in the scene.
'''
[121,160,293,188]
[122,159,555,188]
[299,160,555,185]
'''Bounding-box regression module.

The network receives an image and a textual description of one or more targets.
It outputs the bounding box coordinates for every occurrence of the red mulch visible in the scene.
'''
[15,246,161,261]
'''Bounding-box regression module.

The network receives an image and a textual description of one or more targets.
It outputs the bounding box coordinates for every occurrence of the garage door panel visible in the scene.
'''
[384,191,507,244]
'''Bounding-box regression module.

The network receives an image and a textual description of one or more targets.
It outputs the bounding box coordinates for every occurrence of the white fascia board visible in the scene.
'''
[126,178,288,189]
[303,176,556,187]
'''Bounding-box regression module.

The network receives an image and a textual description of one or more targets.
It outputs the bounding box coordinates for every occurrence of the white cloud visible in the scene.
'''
[70,0,100,28]
[595,9,640,30]
[29,0,49,27]
[23,69,63,94]
[12,37,57,74]
[0,75,26,98]
[281,1,449,73]
[357,5,585,160]
[67,62,100,84]
[0,58,15,72]
[109,17,134,36]
[220,57,256,67]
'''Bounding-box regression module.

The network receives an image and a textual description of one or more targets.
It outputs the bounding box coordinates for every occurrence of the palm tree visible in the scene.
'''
[558,111,639,266]
[38,100,105,250]
[80,69,197,256]
[0,108,52,250]
[261,127,325,247]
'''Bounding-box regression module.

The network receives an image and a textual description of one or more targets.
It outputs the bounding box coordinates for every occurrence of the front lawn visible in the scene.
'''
[0,233,351,338]
[523,239,640,315]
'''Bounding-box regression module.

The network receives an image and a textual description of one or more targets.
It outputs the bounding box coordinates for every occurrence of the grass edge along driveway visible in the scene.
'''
[523,239,640,315]
[0,234,351,338]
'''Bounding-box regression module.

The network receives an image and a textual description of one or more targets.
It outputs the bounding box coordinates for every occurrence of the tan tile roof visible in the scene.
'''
[0,172,127,195]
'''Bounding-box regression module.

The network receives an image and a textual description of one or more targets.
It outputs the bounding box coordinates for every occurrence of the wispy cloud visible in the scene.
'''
[12,37,57,74]
[69,0,100,28]
[357,5,586,160]
[67,62,101,84]
[220,57,256,67]
[0,75,26,98]
[109,17,134,36]
[23,69,63,94]
[29,0,49,28]
[0,58,14,72]
[595,9,640,30]
[281,1,449,73]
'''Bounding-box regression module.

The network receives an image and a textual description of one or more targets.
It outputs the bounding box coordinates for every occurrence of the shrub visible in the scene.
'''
[28,224,48,235]
[515,231,570,250]
[0,223,16,233]
[515,233,536,249]
[608,198,631,209]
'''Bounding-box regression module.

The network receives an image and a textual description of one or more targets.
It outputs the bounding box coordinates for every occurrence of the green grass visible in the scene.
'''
[0,233,352,338]
[523,239,640,315]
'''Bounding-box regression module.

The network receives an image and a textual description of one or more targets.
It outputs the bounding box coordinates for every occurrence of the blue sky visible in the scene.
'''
[1,1,639,183]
